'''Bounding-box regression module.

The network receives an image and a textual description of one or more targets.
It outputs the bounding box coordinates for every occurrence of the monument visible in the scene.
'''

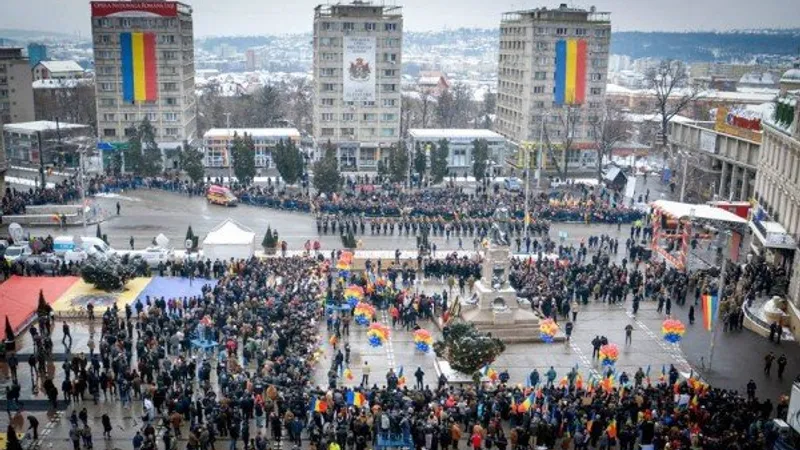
[460,206,554,343]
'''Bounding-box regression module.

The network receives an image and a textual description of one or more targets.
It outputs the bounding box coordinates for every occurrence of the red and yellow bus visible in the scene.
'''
[206,185,238,206]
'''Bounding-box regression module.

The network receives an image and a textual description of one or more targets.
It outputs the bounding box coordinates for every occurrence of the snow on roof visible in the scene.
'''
[204,128,301,139]
[603,167,625,182]
[650,200,747,224]
[738,72,777,85]
[36,60,84,73]
[606,83,776,103]
[3,120,89,133]
[32,79,93,89]
[624,113,694,124]
[408,129,506,140]
[203,219,255,246]
[418,76,442,85]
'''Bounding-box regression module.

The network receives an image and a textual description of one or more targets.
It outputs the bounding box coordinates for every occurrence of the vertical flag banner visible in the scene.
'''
[120,32,158,103]
[554,39,587,105]
[701,294,718,331]
[343,36,376,102]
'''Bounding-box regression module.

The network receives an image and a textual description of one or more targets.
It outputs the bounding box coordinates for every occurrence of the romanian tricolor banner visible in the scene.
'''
[120,32,158,103]
[701,294,719,331]
[554,39,587,105]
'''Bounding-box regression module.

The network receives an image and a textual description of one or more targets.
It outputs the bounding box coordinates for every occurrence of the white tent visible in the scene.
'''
[202,218,256,261]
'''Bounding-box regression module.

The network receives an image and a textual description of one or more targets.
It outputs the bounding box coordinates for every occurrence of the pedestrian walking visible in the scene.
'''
[62,321,72,350]
[688,305,695,325]
[625,324,633,346]
[129,236,135,250]
[361,361,370,387]
[102,413,112,438]
[27,415,39,441]
[764,352,775,376]
[116,201,121,215]
[777,354,788,379]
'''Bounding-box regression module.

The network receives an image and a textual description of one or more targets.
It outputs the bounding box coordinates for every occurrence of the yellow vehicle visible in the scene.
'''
[206,185,238,206]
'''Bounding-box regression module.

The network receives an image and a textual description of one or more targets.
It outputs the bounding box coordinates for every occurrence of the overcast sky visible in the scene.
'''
[2,0,799,37]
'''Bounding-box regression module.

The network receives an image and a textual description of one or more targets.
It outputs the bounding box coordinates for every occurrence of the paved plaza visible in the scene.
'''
[0,175,797,449]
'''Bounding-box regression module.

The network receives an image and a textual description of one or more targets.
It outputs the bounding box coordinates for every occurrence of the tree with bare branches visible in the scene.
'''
[645,59,701,153]
[589,104,630,184]
[542,106,580,180]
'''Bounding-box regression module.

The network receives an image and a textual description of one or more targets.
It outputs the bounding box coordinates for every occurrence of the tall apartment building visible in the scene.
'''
[0,48,35,125]
[494,4,610,172]
[312,1,403,171]
[91,1,197,153]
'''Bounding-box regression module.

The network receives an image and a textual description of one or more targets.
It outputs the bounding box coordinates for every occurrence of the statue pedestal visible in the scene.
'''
[458,244,559,343]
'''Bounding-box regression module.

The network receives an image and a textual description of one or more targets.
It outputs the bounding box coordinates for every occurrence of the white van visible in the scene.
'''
[56,236,116,262]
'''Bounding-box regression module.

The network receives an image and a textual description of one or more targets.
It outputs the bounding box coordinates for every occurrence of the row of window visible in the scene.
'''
[321,113,396,121]
[320,52,398,63]
[99,82,180,92]
[102,112,180,122]
[321,83,397,92]
[93,18,182,29]
[500,26,608,37]
[102,127,181,138]
[95,50,184,61]
[95,34,184,45]
[319,68,398,77]
[96,65,181,76]
[319,37,400,47]
[99,97,180,107]
[320,21,398,32]
[320,98,397,107]
[320,127,396,137]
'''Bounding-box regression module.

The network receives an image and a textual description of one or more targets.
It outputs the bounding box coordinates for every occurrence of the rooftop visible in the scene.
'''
[408,129,506,140]
[204,128,301,139]
[503,4,610,23]
[3,121,90,133]
[35,60,84,73]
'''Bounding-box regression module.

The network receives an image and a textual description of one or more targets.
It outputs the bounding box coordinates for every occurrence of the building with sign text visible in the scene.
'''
[312,1,402,171]
[91,0,197,166]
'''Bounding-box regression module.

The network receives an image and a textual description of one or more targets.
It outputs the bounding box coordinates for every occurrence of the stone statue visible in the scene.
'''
[490,206,511,247]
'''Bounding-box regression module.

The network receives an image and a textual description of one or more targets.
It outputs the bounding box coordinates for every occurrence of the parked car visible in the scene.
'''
[4,244,32,263]
[23,253,61,273]
[131,246,174,268]
[504,177,522,192]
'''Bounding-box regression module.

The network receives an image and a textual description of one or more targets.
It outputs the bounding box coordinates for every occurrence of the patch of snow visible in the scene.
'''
[93,193,141,202]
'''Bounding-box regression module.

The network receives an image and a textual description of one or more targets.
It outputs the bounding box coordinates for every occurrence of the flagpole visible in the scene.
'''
[707,230,729,373]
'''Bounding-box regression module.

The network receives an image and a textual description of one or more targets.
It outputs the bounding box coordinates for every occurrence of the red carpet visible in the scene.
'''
[0,276,79,332]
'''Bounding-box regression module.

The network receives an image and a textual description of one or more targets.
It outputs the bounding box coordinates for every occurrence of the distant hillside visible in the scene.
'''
[611,30,800,61]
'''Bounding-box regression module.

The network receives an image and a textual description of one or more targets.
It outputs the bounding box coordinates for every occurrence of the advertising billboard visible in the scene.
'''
[343,36,376,102]
[91,2,178,17]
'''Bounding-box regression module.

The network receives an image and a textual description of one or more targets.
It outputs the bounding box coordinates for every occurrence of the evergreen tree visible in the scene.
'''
[273,139,304,185]
[472,139,489,182]
[313,141,342,194]
[262,226,273,249]
[5,316,14,342]
[433,322,506,375]
[96,224,102,239]
[138,118,163,177]
[387,142,409,184]
[230,132,256,185]
[413,141,427,183]
[179,141,205,182]
[124,128,144,174]
[430,139,450,184]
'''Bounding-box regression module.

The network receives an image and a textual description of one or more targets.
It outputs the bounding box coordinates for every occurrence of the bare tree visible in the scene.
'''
[589,104,630,184]
[435,83,474,128]
[419,90,433,129]
[280,78,313,134]
[400,94,416,138]
[645,60,701,153]
[542,106,579,180]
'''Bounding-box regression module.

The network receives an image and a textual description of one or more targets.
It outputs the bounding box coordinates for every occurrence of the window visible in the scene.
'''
[590,87,602,95]
[383,69,397,77]
[381,128,395,137]
[342,113,354,121]
[384,22,397,31]
[321,98,335,106]
[533,86,545,94]
[590,73,603,81]
[381,113,395,121]
[100,82,114,92]
[322,83,335,92]
[165,97,177,106]
[103,113,116,121]
[556,27,568,35]
[162,82,177,91]
[321,68,335,77]
[100,98,115,107]
[342,22,355,31]
[575,28,587,36]
[594,29,608,37]
[322,53,336,61]
[162,51,177,60]
[534,101,545,108]
[158,35,175,44]
[534,71,547,80]
[165,128,179,136]
[96,50,113,59]
[321,22,334,31]
[340,128,355,137]
[535,27,546,35]
[145,112,158,121]
[385,38,400,48]
[589,102,601,108]
[365,22,376,31]
[536,42,547,50]
[164,112,178,122]
[363,128,375,137]
[321,113,334,121]
[383,99,396,107]
[103,128,116,137]
[383,53,397,63]
[381,84,396,92]
[321,128,334,137]
[124,127,136,137]
[99,66,114,75]
[362,113,376,121]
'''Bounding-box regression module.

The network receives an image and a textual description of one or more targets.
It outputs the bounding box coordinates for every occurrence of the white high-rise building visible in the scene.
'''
[91,1,197,154]
[494,4,610,172]
[312,1,403,171]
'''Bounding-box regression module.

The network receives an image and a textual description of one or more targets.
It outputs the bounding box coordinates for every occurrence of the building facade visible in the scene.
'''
[312,1,403,171]
[494,4,610,171]
[2,121,92,167]
[91,1,197,152]
[203,128,301,169]
[0,48,35,125]
[407,129,508,172]
[670,111,760,203]
[27,43,48,68]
